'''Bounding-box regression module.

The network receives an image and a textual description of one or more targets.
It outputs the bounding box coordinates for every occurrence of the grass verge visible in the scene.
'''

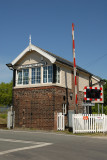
[0,113,7,124]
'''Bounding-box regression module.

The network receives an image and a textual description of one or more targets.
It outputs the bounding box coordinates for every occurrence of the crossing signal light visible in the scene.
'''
[86,89,101,99]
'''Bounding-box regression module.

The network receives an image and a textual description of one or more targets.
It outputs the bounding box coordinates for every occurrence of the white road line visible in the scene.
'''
[0,143,52,155]
[0,138,42,145]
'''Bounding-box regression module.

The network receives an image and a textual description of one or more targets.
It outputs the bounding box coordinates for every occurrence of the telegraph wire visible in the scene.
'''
[80,52,107,69]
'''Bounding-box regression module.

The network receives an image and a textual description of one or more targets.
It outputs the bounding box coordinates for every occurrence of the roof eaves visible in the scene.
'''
[6,63,13,70]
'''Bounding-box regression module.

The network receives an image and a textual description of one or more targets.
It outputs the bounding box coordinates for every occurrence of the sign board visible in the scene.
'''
[82,103,95,107]
[95,116,103,120]
[84,86,103,103]
[95,116,104,123]
[83,116,88,120]
[18,62,47,69]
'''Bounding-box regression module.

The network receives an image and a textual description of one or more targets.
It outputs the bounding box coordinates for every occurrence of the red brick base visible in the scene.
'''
[13,86,84,130]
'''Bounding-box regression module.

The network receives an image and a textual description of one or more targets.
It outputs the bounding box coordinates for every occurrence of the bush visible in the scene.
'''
[92,104,107,115]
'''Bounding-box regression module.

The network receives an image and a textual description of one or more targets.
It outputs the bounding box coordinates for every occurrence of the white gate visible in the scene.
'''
[57,112,65,131]
[72,114,107,133]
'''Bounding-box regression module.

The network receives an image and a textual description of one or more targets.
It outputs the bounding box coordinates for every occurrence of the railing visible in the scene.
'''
[72,114,107,133]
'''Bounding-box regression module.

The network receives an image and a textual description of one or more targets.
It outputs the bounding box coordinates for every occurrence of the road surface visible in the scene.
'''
[0,129,107,160]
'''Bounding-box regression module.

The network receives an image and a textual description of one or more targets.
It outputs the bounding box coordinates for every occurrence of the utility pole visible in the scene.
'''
[72,23,78,113]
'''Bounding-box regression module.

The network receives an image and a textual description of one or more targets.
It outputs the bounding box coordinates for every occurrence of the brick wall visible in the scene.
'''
[13,87,55,130]
[13,84,84,130]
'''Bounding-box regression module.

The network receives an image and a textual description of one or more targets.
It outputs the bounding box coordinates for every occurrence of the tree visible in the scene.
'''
[103,79,107,106]
[91,79,107,114]
[0,81,13,106]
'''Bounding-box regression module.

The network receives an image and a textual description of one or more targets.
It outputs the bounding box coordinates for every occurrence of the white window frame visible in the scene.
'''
[16,68,29,86]
[23,68,29,85]
[17,70,23,85]
[43,65,53,84]
[16,65,55,86]
[31,67,41,84]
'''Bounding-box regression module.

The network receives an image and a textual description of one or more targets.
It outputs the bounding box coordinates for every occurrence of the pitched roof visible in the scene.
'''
[11,44,56,65]
[37,46,95,76]
[7,43,102,81]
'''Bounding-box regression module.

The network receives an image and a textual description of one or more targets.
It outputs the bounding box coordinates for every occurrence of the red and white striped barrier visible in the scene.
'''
[84,86,103,102]
[72,23,77,105]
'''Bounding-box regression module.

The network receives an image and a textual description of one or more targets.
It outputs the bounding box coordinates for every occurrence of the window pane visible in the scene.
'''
[32,67,41,84]
[23,69,29,84]
[35,67,41,83]
[17,71,22,84]
[31,68,35,84]
[48,66,52,82]
[43,66,47,83]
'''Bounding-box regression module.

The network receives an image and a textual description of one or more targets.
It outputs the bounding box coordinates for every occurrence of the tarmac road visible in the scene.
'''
[0,129,107,160]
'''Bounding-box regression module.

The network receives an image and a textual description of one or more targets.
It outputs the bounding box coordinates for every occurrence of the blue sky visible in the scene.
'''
[0,0,107,83]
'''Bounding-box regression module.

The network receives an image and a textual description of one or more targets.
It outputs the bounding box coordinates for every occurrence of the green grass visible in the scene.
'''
[0,113,7,124]
[57,130,107,136]
[0,104,6,107]
[0,113,7,119]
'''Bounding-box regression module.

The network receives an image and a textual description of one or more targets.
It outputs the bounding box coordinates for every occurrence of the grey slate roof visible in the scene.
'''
[37,46,99,78]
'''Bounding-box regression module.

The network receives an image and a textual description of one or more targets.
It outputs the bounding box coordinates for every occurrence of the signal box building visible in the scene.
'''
[7,41,104,130]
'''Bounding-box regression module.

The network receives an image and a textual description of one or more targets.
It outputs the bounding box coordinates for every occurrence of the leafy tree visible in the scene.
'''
[0,81,13,106]
[92,79,107,114]
[103,79,107,106]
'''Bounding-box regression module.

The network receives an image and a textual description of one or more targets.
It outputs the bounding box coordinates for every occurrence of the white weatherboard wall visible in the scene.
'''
[14,51,72,89]
[61,66,72,89]
[16,51,51,69]
[91,77,100,88]
[79,72,89,91]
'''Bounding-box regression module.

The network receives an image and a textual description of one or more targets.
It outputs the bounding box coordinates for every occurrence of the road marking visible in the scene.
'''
[0,143,52,155]
[0,138,52,155]
[0,138,41,145]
